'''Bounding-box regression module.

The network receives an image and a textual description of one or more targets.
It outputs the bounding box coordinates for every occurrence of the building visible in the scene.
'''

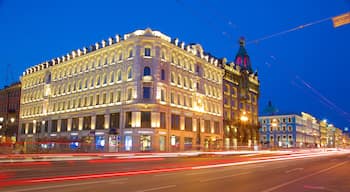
[319,120,328,147]
[19,28,225,152]
[259,112,320,148]
[325,124,343,148]
[0,82,21,143]
[222,38,259,149]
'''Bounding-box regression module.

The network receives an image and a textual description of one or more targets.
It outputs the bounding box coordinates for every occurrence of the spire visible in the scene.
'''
[263,100,279,115]
[235,37,253,73]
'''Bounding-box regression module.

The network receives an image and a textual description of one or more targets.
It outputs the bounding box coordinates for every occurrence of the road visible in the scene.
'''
[1,151,350,192]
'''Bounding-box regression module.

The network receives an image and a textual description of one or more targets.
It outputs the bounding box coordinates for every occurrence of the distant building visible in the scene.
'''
[326,123,343,148]
[222,38,260,149]
[259,112,320,148]
[19,28,225,152]
[0,82,21,142]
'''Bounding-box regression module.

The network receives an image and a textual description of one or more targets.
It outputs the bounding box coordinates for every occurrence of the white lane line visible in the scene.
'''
[153,172,179,177]
[199,172,251,183]
[136,185,177,192]
[260,161,348,192]
[2,178,128,192]
[303,185,325,190]
[285,168,304,174]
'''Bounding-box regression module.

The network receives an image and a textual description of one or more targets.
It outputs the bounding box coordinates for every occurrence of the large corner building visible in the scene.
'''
[18,29,260,152]
[222,38,260,149]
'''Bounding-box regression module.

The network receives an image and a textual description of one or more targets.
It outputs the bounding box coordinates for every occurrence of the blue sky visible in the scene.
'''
[0,0,349,129]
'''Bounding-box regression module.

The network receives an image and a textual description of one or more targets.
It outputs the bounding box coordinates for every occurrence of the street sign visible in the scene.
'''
[332,12,350,28]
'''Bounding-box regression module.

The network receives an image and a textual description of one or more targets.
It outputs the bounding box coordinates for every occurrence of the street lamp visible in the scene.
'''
[271,119,278,147]
[10,117,15,123]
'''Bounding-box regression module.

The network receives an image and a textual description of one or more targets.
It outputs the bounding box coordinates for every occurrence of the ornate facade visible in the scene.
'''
[19,28,224,152]
[222,38,260,149]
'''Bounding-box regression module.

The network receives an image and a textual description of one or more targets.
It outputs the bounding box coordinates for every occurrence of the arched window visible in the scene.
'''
[189,80,193,89]
[117,70,122,81]
[110,72,115,83]
[171,72,175,83]
[143,66,151,76]
[103,74,107,85]
[177,75,181,86]
[90,77,94,88]
[161,69,165,80]
[96,75,101,86]
[183,77,187,88]
[127,67,132,79]
[128,49,133,58]
[118,52,123,61]
[84,79,88,89]
[78,80,82,90]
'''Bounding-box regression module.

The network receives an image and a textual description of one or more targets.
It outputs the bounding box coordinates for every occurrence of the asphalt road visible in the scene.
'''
[1,152,350,192]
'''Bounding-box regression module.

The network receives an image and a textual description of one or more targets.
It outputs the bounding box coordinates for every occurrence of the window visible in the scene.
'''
[96,115,104,129]
[51,120,57,133]
[143,87,151,99]
[128,49,133,58]
[204,120,211,133]
[90,77,94,88]
[143,66,151,76]
[102,93,106,104]
[177,75,181,86]
[84,79,88,89]
[161,69,165,80]
[84,96,87,107]
[214,121,220,134]
[161,89,165,102]
[125,112,132,128]
[171,114,180,130]
[103,74,107,85]
[185,117,192,131]
[96,94,100,105]
[83,116,91,130]
[117,70,122,82]
[110,113,120,129]
[96,76,100,86]
[127,67,132,80]
[109,92,114,103]
[171,73,175,83]
[288,126,292,132]
[144,48,151,57]
[110,72,115,83]
[160,112,166,128]
[61,119,68,132]
[141,112,151,128]
[127,88,133,101]
[171,92,175,104]
[116,90,121,102]
[89,95,94,106]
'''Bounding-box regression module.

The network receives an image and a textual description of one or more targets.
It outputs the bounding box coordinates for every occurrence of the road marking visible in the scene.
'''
[285,168,304,174]
[199,172,251,183]
[153,172,179,177]
[260,161,348,192]
[136,185,177,192]
[303,185,325,190]
[2,178,128,192]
